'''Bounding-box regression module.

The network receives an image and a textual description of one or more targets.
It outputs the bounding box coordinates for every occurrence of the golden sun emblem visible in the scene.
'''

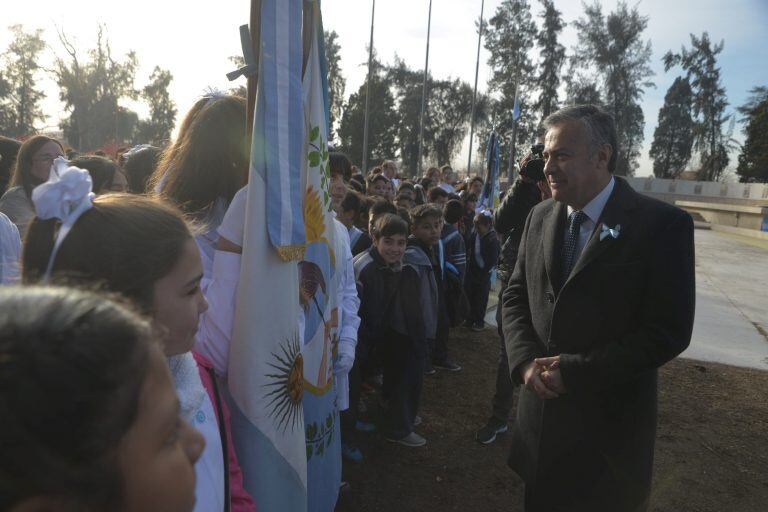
[264,333,304,433]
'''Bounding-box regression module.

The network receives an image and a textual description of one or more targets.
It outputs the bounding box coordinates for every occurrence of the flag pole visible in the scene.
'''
[362,0,376,173]
[507,79,518,179]
[247,0,262,137]
[417,0,433,177]
[466,0,485,178]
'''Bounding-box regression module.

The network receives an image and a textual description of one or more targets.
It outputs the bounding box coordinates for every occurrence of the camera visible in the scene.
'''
[519,143,545,182]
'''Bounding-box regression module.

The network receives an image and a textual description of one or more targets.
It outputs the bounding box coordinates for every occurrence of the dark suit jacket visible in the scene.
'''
[501,177,695,511]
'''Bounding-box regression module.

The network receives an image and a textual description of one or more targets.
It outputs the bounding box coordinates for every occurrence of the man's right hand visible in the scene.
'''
[521,360,559,400]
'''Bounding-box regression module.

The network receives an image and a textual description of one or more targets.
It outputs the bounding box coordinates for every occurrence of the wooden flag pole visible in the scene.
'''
[247,0,262,136]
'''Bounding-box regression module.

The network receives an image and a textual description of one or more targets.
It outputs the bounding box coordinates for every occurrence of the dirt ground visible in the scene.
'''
[335,326,768,512]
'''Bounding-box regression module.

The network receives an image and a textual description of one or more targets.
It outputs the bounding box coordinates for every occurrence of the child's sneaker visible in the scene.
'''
[433,359,462,372]
[341,443,363,462]
[470,321,485,332]
[355,420,377,433]
[475,418,508,444]
[386,432,427,447]
[413,415,423,427]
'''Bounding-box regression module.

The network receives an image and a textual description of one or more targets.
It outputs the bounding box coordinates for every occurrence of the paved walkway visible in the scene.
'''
[486,229,768,370]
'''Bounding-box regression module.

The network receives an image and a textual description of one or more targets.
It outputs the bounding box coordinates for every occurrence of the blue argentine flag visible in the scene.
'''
[512,94,521,121]
[478,131,500,211]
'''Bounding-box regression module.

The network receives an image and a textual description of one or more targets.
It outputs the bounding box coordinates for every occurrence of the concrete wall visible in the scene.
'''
[676,201,768,231]
[626,177,768,207]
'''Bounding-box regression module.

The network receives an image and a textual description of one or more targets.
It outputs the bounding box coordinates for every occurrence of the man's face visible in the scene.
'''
[542,121,611,209]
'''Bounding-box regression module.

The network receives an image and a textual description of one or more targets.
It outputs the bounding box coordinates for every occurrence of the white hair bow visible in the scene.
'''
[31,157,95,280]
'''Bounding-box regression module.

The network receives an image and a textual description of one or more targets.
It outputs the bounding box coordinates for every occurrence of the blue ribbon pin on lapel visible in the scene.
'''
[599,223,621,242]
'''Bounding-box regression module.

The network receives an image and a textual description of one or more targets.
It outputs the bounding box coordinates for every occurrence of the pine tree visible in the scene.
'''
[736,86,768,183]
[1,25,46,137]
[484,0,538,171]
[571,1,654,176]
[649,77,694,179]
[0,72,13,133]
[324,30,345,144]
[664,33,731,181]
[533,0,565,121]
[137,66,177,146]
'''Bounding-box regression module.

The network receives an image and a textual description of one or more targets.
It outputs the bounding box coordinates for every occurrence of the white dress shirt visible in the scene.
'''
[565,176,615,263]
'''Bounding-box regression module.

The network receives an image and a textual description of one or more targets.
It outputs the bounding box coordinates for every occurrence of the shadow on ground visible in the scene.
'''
[335,326,768,512]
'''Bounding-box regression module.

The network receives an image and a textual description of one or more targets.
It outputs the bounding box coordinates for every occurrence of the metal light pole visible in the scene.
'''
[466,0,485,177]
[362,0,376,173]
[417,0,433,177]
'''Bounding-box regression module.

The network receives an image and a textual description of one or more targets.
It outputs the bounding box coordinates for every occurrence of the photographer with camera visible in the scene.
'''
[475,143,550,444]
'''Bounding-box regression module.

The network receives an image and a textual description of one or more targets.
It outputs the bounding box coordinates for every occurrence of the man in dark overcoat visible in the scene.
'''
[502,104,695,511]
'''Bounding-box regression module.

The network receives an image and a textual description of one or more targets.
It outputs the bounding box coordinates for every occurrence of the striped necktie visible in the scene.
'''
[562,210,587,281]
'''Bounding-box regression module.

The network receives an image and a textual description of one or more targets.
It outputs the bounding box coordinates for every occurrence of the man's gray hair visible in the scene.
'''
[542,104,618,174]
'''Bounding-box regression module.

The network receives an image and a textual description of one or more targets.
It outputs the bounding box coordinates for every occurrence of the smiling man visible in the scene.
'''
[501,105,696,511]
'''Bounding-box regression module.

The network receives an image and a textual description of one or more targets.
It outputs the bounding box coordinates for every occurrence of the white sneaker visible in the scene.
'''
[386,432,427,447]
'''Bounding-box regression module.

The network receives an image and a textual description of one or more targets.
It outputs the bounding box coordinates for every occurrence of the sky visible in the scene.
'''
[2,0,768,177]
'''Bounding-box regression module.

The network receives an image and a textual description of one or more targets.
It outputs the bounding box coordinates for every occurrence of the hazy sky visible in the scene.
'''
[3,0,768,177]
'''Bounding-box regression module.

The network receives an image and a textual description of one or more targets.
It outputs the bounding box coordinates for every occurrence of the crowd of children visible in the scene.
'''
[0,93,503,511]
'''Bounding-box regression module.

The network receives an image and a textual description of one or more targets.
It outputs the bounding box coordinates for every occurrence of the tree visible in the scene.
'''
[571,1,654,176]
[428,78,475,167]
[664,32,730,181]
[337,62,397,169]
[533,0,566,121]
[227,56,247,98]
[0,72,13,133]
[0,25,46,137]
[736,86,768,183]
[564,75,602,106]
[649,77,694,179]
[384,59,476,173]
[385,58,425,173]
[484,0,539,171]
[324,30,345,144]
[137,66,177,145]
[52,26,139,151]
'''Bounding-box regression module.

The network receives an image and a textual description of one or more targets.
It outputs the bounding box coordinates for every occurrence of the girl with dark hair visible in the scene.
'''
[71,155,128,194]
[123,144,162,194]
[0,135,64,234]
[23,186,256,512]
[152,94,249,280]
[0,286,205,512]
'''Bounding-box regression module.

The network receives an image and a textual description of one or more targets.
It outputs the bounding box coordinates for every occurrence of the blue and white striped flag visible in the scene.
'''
[478,131,500,211]
[300,2,342,510]
[227,1,307,511]
[258,0,306,260]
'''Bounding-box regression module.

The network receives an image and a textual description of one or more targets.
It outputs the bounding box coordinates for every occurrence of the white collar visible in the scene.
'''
[568,176,615,225]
